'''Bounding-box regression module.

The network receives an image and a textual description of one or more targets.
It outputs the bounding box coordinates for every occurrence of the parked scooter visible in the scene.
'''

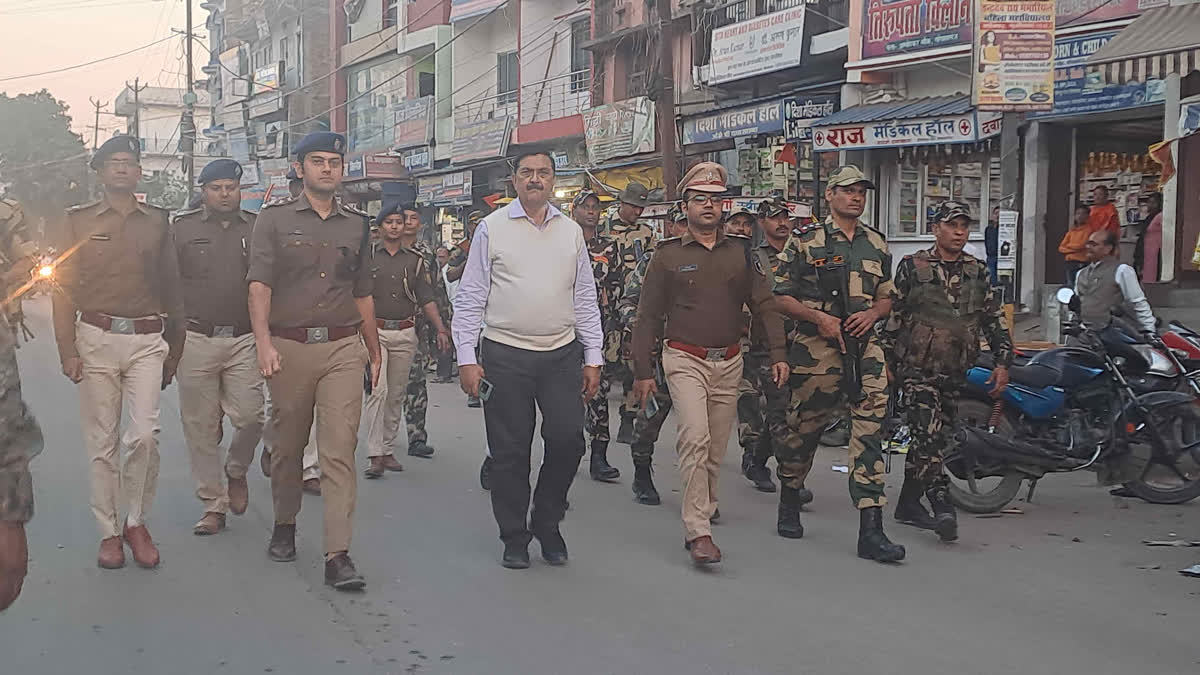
[944,287,1200,513]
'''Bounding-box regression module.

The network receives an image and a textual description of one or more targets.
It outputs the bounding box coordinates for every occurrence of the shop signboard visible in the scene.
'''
[219,46,249,103]
[253,62,282,95]
[393,96,434,150]
[401,146,432,172]
[1028,32,1165,119]
[972,0,1055,111]
[347,152,407,180]
[452,117,513,163]
[450,0,505,22]
[709,7,806,84]
[218,102,246,130]
[997,209,1018,271]
[682,99,785,145]
[248,92,283,118]
[1056,0,1166,28]
[417,171,474,206]
[812,111,999,151]
[783,95,839,141]
[582,97,656,164]
[862,0,973,59]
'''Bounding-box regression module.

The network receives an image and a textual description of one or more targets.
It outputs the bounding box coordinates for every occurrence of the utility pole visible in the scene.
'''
[654,0,679,199]
[182,0,197,195]
[88,97,107,150]
[125,77,149,140]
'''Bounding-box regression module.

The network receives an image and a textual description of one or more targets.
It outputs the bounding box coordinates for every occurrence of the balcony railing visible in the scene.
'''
[519,71,591,125]
[454,89,519,127]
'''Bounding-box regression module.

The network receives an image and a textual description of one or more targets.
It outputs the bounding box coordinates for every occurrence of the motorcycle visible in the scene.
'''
[943,287,1200,513]
[1163,320,1200,372]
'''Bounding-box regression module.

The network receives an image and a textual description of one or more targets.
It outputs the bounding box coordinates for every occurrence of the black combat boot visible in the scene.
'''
[820,417,850,447]
[743,441,777,493]
[776,487,805,539]
[893,478,938,530]
[589,440,620,482]
[631,461,660,505]
[857,507,906,563]
[616,413,636,445]
[926,485,959,542]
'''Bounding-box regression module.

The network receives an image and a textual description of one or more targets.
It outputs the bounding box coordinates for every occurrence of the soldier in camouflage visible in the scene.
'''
[773,165,906,563]
[403,205,452,458]
[605,183,655,444]
[0,197,43,611]
[574,190,623,482]
[883,201,1011,543]
[617,203,689,505]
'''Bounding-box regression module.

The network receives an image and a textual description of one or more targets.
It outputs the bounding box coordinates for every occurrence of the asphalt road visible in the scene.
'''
[2,296,1199,675]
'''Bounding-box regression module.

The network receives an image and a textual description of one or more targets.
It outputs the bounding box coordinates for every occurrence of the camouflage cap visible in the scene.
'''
[572,189,601,209]
[826,164,875,189]
[757,196,789,217]
[667,202,687,223]
[618,182,650,207]
[935,200,972,224]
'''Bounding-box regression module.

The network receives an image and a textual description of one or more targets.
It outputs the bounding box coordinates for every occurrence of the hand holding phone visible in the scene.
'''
[478,378,494,403]
[643,395,659,419]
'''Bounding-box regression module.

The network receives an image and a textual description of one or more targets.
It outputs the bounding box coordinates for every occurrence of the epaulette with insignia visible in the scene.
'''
[169,208,201,225]
[727,233,751,241]
[861,223,886,238]
[658,236,682,245]
[262,196,298,209]
[68,200,102,213]
[791,222,815,236]
[344,204,368,217]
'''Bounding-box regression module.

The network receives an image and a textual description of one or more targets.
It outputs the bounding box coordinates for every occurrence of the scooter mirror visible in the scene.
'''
[1056,287,1076,304]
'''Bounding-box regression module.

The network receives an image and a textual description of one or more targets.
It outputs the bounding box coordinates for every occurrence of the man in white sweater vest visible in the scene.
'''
[452,151,604,569]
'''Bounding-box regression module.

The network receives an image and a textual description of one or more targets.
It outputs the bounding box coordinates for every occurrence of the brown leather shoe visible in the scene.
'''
[686,535,722,565]
[122,524,160,569]
[381,454,404,472]
[192,512,226,536]
[97,536,125,569]
[324,553,365,591]
[260,449,272,477]
[227,474,249,515]
[365,457,386,479]
[303,478,322,496]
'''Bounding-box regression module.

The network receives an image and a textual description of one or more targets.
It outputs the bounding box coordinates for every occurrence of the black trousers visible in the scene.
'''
[481,338,586,545]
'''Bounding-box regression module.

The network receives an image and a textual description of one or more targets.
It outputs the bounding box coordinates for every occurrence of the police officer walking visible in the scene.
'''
[401,205,451,458]
[772,165,906,563]
[247,132,381,590]
[52,136,185,570]
[172,159,265,536]
[884,202,1011,542]
[606,183,656,444]
[632,163,788,565]
[0,197,44,609]
[362,200,450,478]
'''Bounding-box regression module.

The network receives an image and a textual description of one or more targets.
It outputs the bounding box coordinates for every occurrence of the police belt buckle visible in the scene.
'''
[305,327,329,344]
[212,325,237,338]
[381,319,404,331]
[110,317,135,335]
[704,347,728,361]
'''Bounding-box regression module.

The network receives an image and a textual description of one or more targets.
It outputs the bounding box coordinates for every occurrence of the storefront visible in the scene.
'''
[810,96,1003,262]
[342,150,409,213]
[416,169,475,246]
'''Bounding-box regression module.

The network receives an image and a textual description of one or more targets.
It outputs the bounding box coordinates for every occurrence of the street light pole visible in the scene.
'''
[183,0,197,196]
[655,0,678,199]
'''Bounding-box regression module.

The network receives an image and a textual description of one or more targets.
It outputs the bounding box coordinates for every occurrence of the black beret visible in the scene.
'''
[294,131,347,160]
[374,200,405,224]
[91,135,140,170]
[198,159,243,185]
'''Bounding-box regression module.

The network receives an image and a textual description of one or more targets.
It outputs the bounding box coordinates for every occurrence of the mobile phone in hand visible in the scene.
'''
[478,378,494,403]
[364,362,373,395]
[643,395,660,419]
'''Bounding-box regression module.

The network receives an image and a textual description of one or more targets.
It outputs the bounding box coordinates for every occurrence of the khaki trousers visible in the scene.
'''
[75,321,168,538]
[263,386,320,480]
[363,327,419,458]
[177,332,265,514]
[662,345,743,542]
[267,335,366,555]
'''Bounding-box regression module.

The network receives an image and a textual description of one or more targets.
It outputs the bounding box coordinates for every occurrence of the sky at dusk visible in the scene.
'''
[0,0,200,145]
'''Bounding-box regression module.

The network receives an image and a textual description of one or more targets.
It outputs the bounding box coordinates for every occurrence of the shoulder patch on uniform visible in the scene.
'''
[752,254,765,275]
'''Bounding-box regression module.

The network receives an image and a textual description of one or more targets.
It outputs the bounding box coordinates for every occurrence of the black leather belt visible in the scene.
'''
[272,325,360,344]
[79,311,163,335]
[187,318,251,338]
[376,318,415,331]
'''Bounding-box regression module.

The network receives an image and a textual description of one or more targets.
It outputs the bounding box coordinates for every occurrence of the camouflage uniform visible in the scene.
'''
[607,212,657,428]
[0,199,43,524]
[584,234,623,444]
[737,241,792,468]
[883,247,1012,489]
[617,247,673,464]
[773,217,893,509]
[405,238,451,447]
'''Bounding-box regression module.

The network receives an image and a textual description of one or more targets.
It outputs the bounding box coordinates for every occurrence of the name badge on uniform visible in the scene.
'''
[190,238,212,245]
[678,264,698,272]
[90,234,111,241]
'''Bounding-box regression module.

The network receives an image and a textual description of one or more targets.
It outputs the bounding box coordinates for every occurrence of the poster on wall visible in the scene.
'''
[582,97,655,164]
[997,209,1018,271]
[709,7,806,84]
[1029,32,1164,119]
[972,0,1055,111]
[861,0,973,59]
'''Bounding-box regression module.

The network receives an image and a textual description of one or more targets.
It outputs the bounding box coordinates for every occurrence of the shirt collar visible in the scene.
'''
[508,198,562,224]
[294,191,346,217]
[202,205,249,224]
[97,195,154,217]
[823,216,868,241]
[680,228,728,247]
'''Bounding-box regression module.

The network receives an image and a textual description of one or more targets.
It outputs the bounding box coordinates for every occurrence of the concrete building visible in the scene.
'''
[112,85,214,178]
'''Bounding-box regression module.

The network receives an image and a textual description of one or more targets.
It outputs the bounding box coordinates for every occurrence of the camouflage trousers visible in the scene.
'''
[630,357,672,466]
[737,352,788,465]
[0,323,43,523]
[585,362,621,444]
[898,374,960,490]
[778,336,889,509]
[405,340,430,445]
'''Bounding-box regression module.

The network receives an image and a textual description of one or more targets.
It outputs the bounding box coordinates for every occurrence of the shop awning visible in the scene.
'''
[809,96,1000,152]
[1087,4,1200,85]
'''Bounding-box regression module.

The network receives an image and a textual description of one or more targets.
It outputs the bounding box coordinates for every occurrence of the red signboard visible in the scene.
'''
[862,0,973,59]
[1056,0,1166,28]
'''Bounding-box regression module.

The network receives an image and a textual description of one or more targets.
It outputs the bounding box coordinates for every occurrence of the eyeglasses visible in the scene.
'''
[516,168,554,180]
[686,194,719,206]
[305,156,343,170]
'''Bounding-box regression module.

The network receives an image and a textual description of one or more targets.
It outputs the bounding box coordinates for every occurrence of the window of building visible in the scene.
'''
[279,37,289,68]
[384,0,399,29]
[346,57,407,151]
[757,0,804,14]
[497,51,518,105]
[569,18,590,93]
[889,156,998,238]
[418,72,435,98]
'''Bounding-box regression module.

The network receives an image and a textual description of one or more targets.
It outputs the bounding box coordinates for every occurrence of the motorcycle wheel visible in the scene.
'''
[946,398,1024,513]
[1122,401,1200,504]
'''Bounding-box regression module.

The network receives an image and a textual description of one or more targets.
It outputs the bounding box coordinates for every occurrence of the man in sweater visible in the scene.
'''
[452,151,604,569]
[1076,229,1155,334]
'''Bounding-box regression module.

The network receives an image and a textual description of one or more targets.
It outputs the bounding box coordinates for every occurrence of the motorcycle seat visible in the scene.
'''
[1008,362,1061,389]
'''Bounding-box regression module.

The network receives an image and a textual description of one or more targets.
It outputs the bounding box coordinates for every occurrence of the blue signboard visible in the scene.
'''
[682,100,786,145]
[1030,32,1165,120]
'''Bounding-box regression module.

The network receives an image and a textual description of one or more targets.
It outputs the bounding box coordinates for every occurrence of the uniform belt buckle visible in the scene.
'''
[705,347,727,361]
[383,320,402,330]
[305,327,329,344]
[110,318,135,335]
[213,325,236,338]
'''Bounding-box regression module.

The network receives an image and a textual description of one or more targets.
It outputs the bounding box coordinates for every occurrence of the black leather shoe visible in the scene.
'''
[268,524,296,562]
[480,456,492,491]
[324,553,365,591]
[408,441,435,458]
[858,507,906,563]
[534,527,568,566]
[589,441,620,482]
[501,542,531,569]
[632,463,661,505]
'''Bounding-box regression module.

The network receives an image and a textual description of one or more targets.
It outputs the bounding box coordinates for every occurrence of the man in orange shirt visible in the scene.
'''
[1087,185,1120,235]
[1059,203,1092,285]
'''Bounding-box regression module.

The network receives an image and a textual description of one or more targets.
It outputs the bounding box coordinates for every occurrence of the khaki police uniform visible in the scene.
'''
[247,192,373,555]
[362,240,435,459]
[172,206,264,516]
[52,197,185,539]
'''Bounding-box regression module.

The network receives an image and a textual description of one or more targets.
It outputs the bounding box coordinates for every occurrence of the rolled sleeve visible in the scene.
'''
[451,223,491,365]
[573,242,604,366]
[245,209,276,286]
